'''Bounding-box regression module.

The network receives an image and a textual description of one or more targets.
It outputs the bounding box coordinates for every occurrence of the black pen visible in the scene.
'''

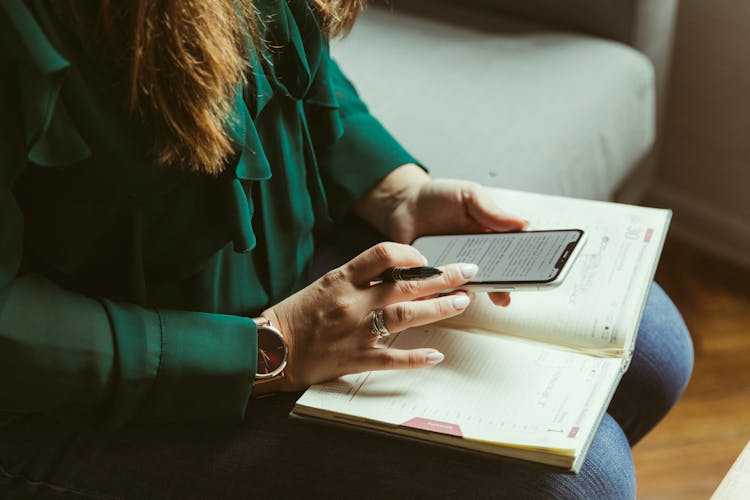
[377,266,443,282]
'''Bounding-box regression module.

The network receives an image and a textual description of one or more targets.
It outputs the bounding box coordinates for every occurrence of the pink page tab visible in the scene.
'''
[402,417,463,438]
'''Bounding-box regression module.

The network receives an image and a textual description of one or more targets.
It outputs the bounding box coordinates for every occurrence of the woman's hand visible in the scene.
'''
[353,164,528,306]
[386,177,528,244]
[262,242,478,391]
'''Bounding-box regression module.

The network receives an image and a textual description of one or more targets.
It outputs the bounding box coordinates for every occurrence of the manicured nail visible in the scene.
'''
[460,263,479,279]
[426,351,445,365]
[452,294,470,310]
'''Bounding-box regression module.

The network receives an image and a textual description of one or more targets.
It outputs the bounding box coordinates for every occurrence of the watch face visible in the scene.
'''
[257,326,287,377]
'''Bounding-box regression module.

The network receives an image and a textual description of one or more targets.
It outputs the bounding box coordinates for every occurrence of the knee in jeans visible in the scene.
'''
[581,415,636,499]
[640,283,695,401]
[534,415,636,500]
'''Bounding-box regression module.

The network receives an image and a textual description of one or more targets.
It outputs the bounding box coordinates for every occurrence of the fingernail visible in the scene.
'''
[422,255,429,265]
[452,294,470,310]
[426,351,445,365]
[460,263,479,279]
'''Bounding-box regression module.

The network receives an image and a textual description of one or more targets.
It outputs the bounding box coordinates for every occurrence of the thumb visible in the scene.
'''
[464,185,529,232]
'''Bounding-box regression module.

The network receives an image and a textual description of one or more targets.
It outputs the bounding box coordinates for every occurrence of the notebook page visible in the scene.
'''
[441,188,670,355]
[296,326,623,452]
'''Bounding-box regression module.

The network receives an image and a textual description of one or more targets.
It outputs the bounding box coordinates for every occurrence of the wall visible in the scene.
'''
[650,0,750,269]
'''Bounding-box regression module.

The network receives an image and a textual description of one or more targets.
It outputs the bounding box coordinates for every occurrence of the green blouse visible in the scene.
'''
[0,0,417,427]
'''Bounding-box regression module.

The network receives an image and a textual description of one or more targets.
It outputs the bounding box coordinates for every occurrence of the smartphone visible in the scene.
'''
[412,229,586,291]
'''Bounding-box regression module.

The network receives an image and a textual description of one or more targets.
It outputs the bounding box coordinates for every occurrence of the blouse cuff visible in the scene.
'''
[317,113,420,220]
[102,301,257,426]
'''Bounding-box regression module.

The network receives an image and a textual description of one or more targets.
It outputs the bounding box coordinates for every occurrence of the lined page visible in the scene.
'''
[296,326,623,452]
[440,188,670,355]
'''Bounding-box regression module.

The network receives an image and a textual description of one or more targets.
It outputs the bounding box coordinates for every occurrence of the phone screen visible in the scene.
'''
[412,230,584,283]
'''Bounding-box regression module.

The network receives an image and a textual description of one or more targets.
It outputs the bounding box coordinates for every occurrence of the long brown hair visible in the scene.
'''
[64,0,365,175]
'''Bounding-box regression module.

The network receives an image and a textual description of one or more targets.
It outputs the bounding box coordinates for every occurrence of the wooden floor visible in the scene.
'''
[632,237,750,498]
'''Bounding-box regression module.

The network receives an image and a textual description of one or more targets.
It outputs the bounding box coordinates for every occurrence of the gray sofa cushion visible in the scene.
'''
[332,6,655,200]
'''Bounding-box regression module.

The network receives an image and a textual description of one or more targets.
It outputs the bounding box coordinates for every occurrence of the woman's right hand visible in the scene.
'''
[262,242,480,391]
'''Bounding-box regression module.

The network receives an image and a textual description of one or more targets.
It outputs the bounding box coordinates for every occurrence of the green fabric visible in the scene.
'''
[0,0,418,427]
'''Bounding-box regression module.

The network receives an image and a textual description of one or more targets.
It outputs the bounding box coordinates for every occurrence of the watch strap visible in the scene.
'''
[252,375,284,397]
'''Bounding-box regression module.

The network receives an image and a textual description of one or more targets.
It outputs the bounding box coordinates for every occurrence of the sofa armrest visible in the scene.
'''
[460,0,678,120]
[381,0,677,122]
[456,0,678,203]
[373,0,678,201]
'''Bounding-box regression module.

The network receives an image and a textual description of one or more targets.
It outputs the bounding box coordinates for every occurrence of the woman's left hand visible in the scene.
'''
[353,164,529,306]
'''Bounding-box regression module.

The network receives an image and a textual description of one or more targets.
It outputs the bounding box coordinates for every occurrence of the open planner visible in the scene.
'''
[292,188,671,472]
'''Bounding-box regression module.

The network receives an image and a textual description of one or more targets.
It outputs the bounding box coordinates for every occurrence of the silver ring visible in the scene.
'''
[370,309,391,340]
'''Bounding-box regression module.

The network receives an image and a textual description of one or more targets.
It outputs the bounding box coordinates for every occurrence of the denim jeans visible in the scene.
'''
[0,223,694,499]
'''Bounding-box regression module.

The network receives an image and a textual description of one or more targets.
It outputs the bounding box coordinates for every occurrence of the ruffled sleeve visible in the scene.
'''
[0,1,258,428]
[0,0,91,167]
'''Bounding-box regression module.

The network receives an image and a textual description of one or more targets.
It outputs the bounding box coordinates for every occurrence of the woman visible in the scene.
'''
[0,0,692,498]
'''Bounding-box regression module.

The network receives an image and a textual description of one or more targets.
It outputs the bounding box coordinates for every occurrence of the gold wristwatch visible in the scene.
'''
[251,316,288,397]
